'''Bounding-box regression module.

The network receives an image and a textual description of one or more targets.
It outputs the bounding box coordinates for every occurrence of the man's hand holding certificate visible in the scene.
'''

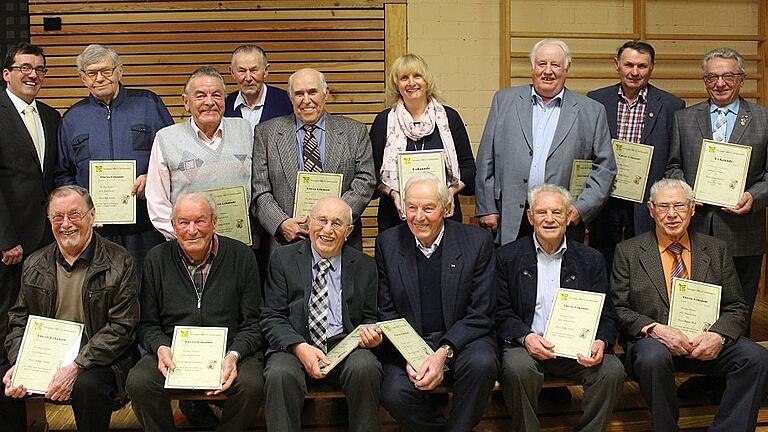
[164,326,228,391]
[542,288,606,360]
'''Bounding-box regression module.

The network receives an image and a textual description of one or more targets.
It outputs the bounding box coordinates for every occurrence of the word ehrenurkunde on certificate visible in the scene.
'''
[165,326,228,390]
[693,140,751,208]
[89,160,136,224]
[293,172,343,218]
[206,186,251,246]
[668,278,722,340]
[610,140,654,203]
[379,318,435,374]
[543,289,605,359]
[569,159,592,198]
[11,315,83,394]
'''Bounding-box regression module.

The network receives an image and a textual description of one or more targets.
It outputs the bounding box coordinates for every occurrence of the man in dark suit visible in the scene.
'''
[376,173,498,432]
[224,44,292,127]
[0,42,61,430]
[588,40,685,270]
[496,184,625,432]
[612,178,768,431]
[261,197,382,432]
[666,47,768,327]
[251,68,375,250]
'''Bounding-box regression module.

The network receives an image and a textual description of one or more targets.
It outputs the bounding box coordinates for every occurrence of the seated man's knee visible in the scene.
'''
[501,352,537,386]
[598,356,627,385]
[264,355,304,389]
[346,351,383,383]
[632,339,673,371]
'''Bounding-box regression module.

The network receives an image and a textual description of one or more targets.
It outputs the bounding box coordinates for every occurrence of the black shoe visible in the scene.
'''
[179,400,220,428]
[539,386,572,404]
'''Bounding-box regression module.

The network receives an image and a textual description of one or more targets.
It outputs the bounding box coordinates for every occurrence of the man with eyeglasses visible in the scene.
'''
[0,42,61,430]
[611,178,768,431]
[127,192,264,431]
[260,196,382,432]
[225,45,291,127]
[666,47,768,330]
[55,44,173,276]
[3,185,140,432]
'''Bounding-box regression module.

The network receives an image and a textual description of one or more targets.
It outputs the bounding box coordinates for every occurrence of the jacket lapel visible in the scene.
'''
[520,239,539,326]
[275,115,300,198]
[689,233,712,282]
[641,85,660,143]
[397,228,423,332]
[0,91,42,171]
[341,246,356,331]
[548,89,579,157]
[695,103,712,140]
[439,223,462,328]
[517,89,533,151]
[296,240,315,324]
[322,114,344,173]
[729,98,751,144]
[638,232,670,307]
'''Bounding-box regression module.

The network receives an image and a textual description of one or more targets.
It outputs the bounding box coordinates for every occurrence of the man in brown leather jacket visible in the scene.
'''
[2,185,139,432]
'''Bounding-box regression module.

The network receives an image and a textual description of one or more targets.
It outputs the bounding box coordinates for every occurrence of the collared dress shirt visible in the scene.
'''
[234,86,269,128]
[617,86,648,143]
[709,99,740,142]
[531,234,568,336]
[528,87,564,189]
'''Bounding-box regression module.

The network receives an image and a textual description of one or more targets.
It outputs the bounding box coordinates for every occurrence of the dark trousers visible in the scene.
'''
[70,365,119,432]
[0,362,26,432]
[126,353,264,431]
[632,337,768,432]
[0,261,22,365]
[500,345,625,432]
[588,198,635,274]
[732,254,763,334]
[381,337,498,432]
[264,348,382,432]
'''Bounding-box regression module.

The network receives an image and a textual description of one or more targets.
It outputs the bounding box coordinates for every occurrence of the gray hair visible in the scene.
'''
[48,185,94,211]
[527,184,572,209]
[184,66,226,95]
[701,47,745,74]
[648,178,695,203]
[231,45,267,65]
[403,173,450,208]
[77,44,121,71]
[287,68,328,96]
[171,192,218,220]
[530,39,572,69]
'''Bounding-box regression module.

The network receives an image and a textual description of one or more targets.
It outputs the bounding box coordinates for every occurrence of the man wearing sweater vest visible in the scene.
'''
[127,192,264,431]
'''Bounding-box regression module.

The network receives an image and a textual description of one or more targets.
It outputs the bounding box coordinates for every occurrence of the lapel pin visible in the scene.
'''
[649,112,654,117]
[450,264,456,268]
[740,116,748,126]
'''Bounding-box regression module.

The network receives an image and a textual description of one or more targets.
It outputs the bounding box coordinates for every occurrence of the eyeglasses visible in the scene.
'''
[653,202,690,214]
[311,216,347,231]
[8,65,48,75]
[81,66,118,79]
[703,73,743,85]
[49,209,92,224]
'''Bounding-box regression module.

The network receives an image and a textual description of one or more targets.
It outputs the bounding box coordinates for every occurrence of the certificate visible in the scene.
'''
[206,186,251,246]
[668,278,722,340]
[320,325,369,375]
[543,289,605,359]
[89,160,136,224]
[11,315,83,394]
[378,318,435,374]
[610,140,654,203]
[165,326,228,390]
[693,140,751,208]
[569,159,592,198]
[397,150,446,205]
[293,172,343,217]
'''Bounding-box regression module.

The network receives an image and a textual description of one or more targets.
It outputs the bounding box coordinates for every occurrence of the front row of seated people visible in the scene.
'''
[2,175,768,431]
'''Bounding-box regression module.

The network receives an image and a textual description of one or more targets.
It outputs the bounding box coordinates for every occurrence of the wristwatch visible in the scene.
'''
[440,344,454,359]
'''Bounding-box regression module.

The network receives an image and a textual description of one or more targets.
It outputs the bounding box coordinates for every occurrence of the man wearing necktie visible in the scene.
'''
[666,47,768,329]
[260,197,382,432]
[611,178,768,432]
[251,68,375,250]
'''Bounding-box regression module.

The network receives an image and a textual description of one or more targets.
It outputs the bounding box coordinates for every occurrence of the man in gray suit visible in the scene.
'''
[666,47,768,326]
[475,39,615,246]
[612,178,768,431]
[260,197,382,432]
[251,68,375,250]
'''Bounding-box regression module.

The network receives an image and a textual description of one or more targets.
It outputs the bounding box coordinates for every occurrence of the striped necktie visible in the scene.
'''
[713,108,728,142]
[667,242,688,284]
[308,259,331,352]
[302,124,323,172]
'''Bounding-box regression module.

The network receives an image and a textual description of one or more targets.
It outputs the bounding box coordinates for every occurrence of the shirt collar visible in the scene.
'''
[531,86,564,107]
[56,235,96,273]
[310,244,342,272]
[710,98,740,116]
[655,227,691,254]
[618,85,648,105]
[295,113,327,133]
[5,88,37,114]
[532,233,567,258]
[234,86,268,110]
[415,224,446,257]
[189,117,224,142]
[179,234,219,266]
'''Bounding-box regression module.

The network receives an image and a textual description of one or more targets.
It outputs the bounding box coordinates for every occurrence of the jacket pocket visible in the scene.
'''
[72,134,91,163]
[131,124,151,151]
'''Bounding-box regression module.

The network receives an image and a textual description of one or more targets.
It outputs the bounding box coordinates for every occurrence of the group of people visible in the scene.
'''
[0,35,766,432]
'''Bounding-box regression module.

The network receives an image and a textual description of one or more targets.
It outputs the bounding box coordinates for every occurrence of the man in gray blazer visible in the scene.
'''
[475,39,615,246]
[251,68,375,250]
[666,47,768,326]
[612,178,768,431]
[260,197,382,432]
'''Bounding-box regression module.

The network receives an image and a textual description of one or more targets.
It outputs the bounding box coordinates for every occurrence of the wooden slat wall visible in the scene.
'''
[29,0,408,255]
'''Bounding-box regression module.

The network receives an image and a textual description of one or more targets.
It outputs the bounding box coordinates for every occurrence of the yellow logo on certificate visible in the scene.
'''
[301,175,310,184]
[180,330,189,338]
[615,143,622,151]
[560,293,569,301]
[708,146,716,153]
[678,283,687,292]
[33,322,43,332]
[94,165,103,173]
[403,157,412,166]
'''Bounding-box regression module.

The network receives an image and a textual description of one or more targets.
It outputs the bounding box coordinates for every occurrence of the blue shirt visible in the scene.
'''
[295,114,327,170]
[531,234,567,336]
[311,245,343,339]
[528,87,564,189]
[709,99,740,142]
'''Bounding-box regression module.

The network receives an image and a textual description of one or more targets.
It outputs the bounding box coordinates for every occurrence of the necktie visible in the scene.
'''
[302,124,323,172]
[713,108,728,142]
[22,106,43,167]
[308,259,331,352]
[667,242,688,286]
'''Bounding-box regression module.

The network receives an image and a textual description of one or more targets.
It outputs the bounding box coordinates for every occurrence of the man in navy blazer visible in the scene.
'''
[588,40,685,271]
[376,173,498,432]
[496,184,625,432]
[224,45,291,127]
